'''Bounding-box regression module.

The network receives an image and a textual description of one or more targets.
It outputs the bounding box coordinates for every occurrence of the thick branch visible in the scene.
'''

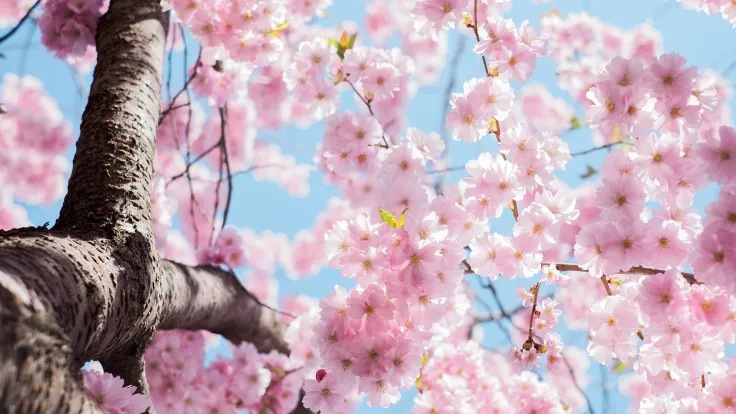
[55,0,168,238]
[158,262,288,354]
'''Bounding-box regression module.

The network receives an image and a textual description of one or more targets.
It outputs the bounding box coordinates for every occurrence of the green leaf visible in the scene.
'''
[579,164,597,179]
[266,21,289,38]
[346,33,357,49]
[328,32,358,60]
[397,208,407,228]
[570,114,582,130]
[613,359,627,373]
[379,206,399,228]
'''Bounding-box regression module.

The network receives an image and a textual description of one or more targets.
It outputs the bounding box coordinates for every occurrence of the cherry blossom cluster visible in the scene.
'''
[586,53,731,144]
[541,12,663,102]
[411,0,510,39]
[308,203,473,409]
[518,83,577,136]
[307,126,486,408]
[285,39,414,133]
[414,342,573,412]
[0,74,73,207]
[165,0,285,66]
[189,50,254,107]
[38,0,108,72]
[82,363,151,414]
[362,0,452,84]
[446,76,514,142]
[164,0,332,66]
[585,270,736,411]
[245,23,354,129]
[676,0,736,27]
[143,329,302,413]
[473,17,546,82]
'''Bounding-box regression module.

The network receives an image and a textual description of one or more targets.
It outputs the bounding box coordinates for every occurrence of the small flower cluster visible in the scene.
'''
[165,0,283,66]
[518,83,577,136]
[363,0,450,84]
[541,12,663,102]
[586,54,730,143]
[311,202,471,408]
[0,74,73,206]
[411,0,511,39]
[82,364,151,414]
[587,271,736,411]
[413,342,569,412]
[144,330,301,413]
[189,49,254,106]
[38,0,108,72]
[446,76,514,142]
[474,17,547,82]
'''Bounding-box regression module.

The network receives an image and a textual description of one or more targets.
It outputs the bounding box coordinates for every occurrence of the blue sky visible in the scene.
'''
[2,0,736,412]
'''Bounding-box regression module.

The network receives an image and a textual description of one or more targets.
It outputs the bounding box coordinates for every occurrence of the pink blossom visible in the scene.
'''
[468,233,514,279]
[347,285,395,336]
[303,373,353,413]
[83,369,150,414]
[648,53,697,100]
[508,234,543,278]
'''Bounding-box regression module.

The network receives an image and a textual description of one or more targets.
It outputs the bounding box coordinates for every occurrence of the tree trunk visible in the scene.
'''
[0,0,300,412]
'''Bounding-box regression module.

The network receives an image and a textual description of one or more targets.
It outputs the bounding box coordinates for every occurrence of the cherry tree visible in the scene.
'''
[1,0,735,413]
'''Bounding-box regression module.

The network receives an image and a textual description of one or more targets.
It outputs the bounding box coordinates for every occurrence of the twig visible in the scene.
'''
[563,354,596,414]
[471,0,490,77]
[159,48,202,125]
[570,142,621,156]
[600,276,613,296]
[219,106,233,231]
[0,0,40,45]
[542,262,698,285]
[166,142,222,186]
[427,165,466,174]
[492,120,519,220]
[344,78,389,148]
[527,281,541,342]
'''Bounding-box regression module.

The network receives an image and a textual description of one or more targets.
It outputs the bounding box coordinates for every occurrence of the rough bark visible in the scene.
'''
[55,0,165,240]
[0,0,299,412]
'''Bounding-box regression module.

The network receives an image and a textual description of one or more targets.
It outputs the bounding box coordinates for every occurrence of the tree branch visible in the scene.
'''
[158,261,289,354]
[545,262,698,285]
[55,0,168,238]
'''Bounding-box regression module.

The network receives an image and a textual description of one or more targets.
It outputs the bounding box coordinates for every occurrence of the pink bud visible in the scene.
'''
[315,369,327,382]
